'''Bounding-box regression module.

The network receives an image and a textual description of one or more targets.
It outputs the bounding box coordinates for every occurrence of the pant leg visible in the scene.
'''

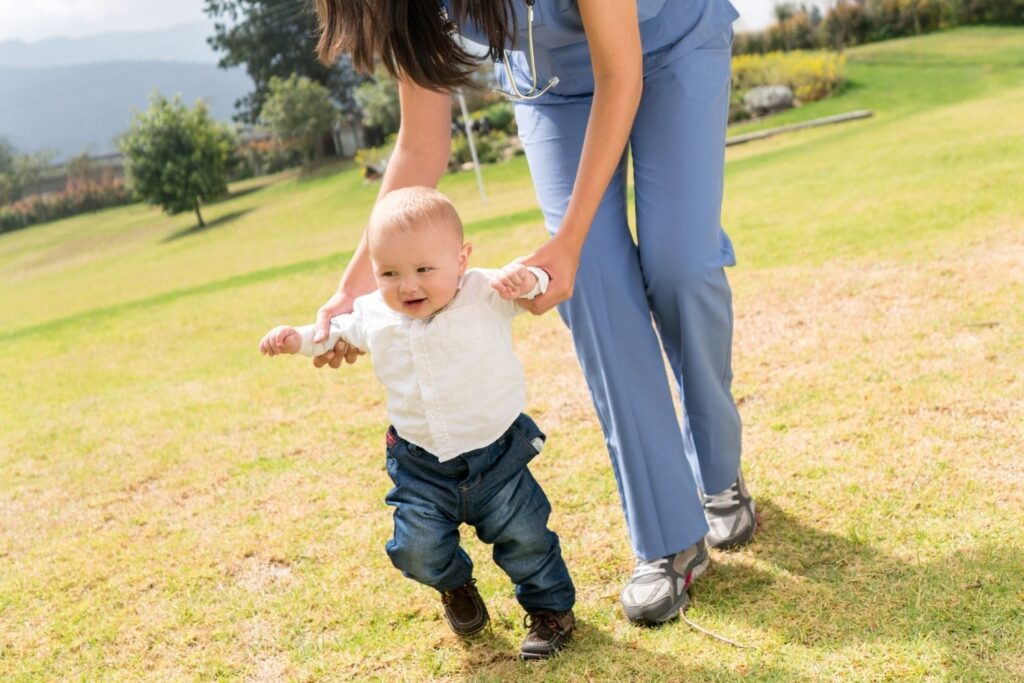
[467,426,575,613]
[630,28,742,496]
[515,102,707,561]
[384,438,473,592]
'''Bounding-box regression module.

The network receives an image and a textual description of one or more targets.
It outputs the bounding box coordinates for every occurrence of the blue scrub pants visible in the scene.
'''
[514,30,741,561]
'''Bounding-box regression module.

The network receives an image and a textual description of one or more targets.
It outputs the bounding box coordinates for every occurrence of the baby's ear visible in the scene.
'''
[459,242,473,270]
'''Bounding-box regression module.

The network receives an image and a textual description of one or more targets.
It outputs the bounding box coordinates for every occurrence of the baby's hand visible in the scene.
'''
[259,325,302,356]
[490,262,538,300]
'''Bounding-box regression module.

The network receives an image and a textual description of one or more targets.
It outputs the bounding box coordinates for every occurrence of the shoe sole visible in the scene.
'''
[627,553,711,626]
[451,616,489,638]
[520,639,571,661]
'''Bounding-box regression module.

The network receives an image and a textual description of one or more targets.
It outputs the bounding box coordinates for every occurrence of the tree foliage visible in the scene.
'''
[119,93,234,227]
[355,65,401,143]
[0,138,53,207]
[204,0,362,123]
[261,74,337,163]
[0,137,15,176]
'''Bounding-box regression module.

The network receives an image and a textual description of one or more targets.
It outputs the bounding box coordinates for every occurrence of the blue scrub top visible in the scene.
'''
[442,0,740,102]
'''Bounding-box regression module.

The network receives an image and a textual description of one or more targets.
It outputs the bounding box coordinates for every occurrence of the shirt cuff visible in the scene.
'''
[523,266,549,299]
[296,323,343,357]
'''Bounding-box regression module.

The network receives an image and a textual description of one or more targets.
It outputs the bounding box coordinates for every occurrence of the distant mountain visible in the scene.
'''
[0,61,252,160]
[0,21,220,68]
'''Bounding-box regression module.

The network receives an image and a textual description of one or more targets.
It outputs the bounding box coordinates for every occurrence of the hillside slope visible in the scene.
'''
[0,27,1022,681]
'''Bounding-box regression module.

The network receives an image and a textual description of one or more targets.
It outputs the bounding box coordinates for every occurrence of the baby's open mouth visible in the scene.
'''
[403,298,427,307]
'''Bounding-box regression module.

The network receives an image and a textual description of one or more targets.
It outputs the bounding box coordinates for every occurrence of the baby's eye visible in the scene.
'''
[417,267,433,273]
[380,271,397,278]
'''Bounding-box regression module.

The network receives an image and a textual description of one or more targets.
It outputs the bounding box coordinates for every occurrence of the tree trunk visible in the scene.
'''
[194,197,205,227]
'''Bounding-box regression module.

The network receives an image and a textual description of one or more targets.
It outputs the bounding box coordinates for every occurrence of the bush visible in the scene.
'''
[0,176,132,233]
[354,135,397,179]
[232,137,305,179]
[477,102,517,135]
[733,0,1024,56]
[732,50,847,103]
[450,131,511,169]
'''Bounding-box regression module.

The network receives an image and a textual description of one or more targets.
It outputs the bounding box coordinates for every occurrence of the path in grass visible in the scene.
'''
[1,27,1022,681]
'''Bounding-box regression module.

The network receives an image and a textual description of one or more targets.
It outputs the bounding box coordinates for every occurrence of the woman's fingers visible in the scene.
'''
[312,350,334,367]
[343,342,363,364]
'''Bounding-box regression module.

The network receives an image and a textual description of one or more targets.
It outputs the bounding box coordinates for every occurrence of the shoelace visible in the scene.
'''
[441,578,476,605]
[524,611,565,634]
[629,557,670,580]
[703,480,742,510]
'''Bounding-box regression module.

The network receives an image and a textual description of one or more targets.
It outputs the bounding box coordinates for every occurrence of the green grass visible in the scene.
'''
[2,26,1023,681]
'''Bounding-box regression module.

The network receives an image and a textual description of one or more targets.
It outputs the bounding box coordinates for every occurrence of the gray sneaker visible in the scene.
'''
[702,471,757,549]
[620,539,710,625]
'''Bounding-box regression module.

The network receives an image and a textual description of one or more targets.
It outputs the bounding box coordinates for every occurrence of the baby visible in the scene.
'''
[258,187,575,660]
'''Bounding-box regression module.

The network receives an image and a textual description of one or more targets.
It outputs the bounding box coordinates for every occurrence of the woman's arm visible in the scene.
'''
[312,80,452,367]
[521,0,642,314]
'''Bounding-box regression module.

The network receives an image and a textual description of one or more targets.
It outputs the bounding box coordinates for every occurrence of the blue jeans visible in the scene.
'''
[384,414,575,613]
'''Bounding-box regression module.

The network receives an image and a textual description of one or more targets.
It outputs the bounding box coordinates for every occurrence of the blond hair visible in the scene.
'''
[368,186,464,247]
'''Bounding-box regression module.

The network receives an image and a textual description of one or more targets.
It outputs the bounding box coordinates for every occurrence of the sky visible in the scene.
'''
[0,0,799,43]
[0,0,207,42]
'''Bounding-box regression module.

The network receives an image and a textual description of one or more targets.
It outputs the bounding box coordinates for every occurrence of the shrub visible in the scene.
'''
[477,102,517,135]
[0,176,132,233]
[732,50,847,103]
[450,131,511,169]
[354,135,397,179]
[232,137,305,179]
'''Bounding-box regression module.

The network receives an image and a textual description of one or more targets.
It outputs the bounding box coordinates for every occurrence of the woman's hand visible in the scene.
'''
[520,233,584,315]
[312,291,364,369]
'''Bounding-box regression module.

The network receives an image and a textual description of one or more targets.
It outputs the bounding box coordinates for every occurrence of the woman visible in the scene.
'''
[311,0,756,625]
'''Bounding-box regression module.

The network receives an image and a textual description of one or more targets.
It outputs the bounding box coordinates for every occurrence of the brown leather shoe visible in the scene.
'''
[520,609,575,660]
[440,579,489,636]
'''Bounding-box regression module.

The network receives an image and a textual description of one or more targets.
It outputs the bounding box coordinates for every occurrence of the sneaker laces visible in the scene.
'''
[629,557,670,580]
[703,480,742,511]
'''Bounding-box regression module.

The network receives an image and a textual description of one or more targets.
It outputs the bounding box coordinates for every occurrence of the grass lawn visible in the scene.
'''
[2,26,1023,681]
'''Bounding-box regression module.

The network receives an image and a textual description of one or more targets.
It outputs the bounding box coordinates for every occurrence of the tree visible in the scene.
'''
[0,137,18,205]
[0,139,53,206]
[261,74,337,164]
[0,137,15,176]
[66,151,96,186]
[120,93,234,228]
[204,0,363,123]
[355,65,401,144]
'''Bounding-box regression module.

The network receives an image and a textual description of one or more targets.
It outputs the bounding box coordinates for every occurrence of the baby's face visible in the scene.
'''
[370,225,471,319]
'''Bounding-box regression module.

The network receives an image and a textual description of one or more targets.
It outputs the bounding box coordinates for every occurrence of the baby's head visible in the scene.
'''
[367,187,471,319]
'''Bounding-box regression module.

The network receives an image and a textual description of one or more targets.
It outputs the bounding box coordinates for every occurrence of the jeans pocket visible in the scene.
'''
[512,414,547,456]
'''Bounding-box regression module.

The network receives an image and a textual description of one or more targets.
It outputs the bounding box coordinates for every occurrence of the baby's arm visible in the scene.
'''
[489,262,549,301]
[258,315,359,358]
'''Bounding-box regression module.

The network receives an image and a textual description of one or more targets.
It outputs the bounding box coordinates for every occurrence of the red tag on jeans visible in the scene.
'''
[386,428,397,448]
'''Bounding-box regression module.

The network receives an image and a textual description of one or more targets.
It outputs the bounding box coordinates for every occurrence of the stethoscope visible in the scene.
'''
[443,0,560,101]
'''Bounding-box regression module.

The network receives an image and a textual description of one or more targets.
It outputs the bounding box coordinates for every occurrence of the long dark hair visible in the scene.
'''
[314,0,517,90]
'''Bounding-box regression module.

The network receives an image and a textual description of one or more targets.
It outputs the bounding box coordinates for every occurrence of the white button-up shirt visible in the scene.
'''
[296,267,549,462]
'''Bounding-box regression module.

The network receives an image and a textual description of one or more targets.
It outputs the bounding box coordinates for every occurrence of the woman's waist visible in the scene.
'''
[497,0,739,101]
